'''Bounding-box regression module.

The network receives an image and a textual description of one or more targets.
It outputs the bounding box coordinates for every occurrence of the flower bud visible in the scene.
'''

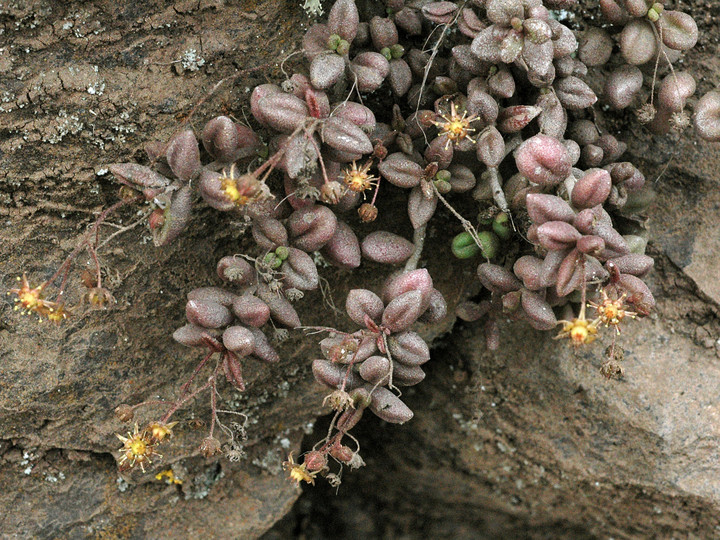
[200,437,222,458]
[358,203,379,222]
[114,404,134,422]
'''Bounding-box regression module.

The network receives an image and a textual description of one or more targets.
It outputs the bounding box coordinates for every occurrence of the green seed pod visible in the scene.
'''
[328,34,342,51]
[452,232,481,259]
[275,246,290,261]
[492,212,512,240]
[390,43,405,58]
[435,169,451,183]
[381,47,393,61]
[477,231,500,259]
[434,179,452,194]
[264,252,282,270]
[336,39,351,56]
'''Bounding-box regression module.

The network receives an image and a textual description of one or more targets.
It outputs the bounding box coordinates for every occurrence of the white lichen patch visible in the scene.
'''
[180,48,205,72]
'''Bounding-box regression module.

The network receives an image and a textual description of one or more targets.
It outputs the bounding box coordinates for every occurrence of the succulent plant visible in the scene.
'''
[11,0,719,485]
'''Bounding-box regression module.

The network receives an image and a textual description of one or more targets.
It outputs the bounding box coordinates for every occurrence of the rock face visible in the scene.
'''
[2,1,720,539]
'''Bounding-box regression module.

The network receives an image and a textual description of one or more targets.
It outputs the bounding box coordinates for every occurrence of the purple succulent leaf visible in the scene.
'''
[471,25,504,64]
[283,132,319,180]
[395,7,423,36]
[556,249,584,297]
[361,231,414,265]
[477,263,522,293]
[521,289,558,330]
[313,359,363,390]
[368,386,413,423]
[476,125,505,168]
[392,362,426,386]
[388,58,413,97]
[288,204,338,252]
[247,327,280,363]
[408,185,438,229]
[310,53,346,90]
[571,169,612,209]
[369,16,399,49]
[327,0,359,43]
[349,52,390,93]
[458,7,486,38]
[388,331,431,366]
[448,164,476,193]
[378,152,423,188]
[422,1,458,24]
[108,163,170,189]
[525,193,576,225]
[608,254,654,278]
[381,269,434,307]
[576,235,606,256]
[152,185,193,247]
[359,355,392,385]
[321,219,362,269]
[188,287,237,307]
[232,295,271,328]
[331,101,377,134]
[222,326,256,357]
[513,255,545,291]
[166,130,201,182]
[217,256,256,287]
[321,117,373,155]
[418,288,447,324]
[202,116,260,163]
[515,134,571,187]
[346,289,385,327]
[256,283,302,328]
[186,299,233,329]
[198,169,236,211]
[173,324,221,347]
[281,248,320,291]
[537,221,581,251]
[424,135,454,169]
[618,273,655,314]
[303,24,331,60]
[252,217,289,251]
[382,290,425,333]
[257,92,309,132]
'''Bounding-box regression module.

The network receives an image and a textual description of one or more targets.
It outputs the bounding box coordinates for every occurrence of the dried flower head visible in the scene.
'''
[588,290,637,333]
[323,389,356,411]
[670,111,691,132]
[199,436,222,458]
[117,423,162,472]
[358,203,378,222]
[635,103,657,124]
[147,421,178,442]
[83,287,116,309]
[600,359,625,379]
[342,161,378,194]
[283,452,317,485]
[320,180,346,204]
[432,102,478,147]
[114,404,135,422]
[219,164,268,206]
